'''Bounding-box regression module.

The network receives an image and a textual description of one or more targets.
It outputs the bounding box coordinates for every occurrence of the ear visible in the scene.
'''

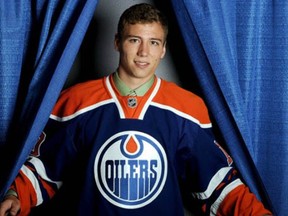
[114,33,120,51]
[160,42,167,59]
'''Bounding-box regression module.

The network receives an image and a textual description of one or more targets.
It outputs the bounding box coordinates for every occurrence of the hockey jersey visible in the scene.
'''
[11,74,271,215]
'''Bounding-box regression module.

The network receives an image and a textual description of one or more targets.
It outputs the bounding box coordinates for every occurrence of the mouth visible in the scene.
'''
[135,61,149,68]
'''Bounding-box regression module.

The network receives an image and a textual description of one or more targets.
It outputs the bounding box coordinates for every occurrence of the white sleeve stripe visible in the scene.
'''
[210,178,243,215]
[191,167,232,199]
[21,157,63,206]
[21,165,43,206]
[28,157,63,188]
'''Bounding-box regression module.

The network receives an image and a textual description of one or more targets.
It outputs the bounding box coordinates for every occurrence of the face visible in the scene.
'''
[114,22,166,88]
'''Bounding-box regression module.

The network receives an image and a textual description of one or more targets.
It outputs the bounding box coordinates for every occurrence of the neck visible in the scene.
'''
[116,70,154,90]
[114,71,155,96]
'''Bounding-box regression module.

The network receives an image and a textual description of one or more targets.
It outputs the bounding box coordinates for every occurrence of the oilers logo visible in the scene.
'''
[94,131,167,209]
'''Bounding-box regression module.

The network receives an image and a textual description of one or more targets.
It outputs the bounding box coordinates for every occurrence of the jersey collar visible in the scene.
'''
[113,71,155,96]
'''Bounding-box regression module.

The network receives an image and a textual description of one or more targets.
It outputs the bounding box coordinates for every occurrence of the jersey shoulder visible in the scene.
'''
[51,77,111,117]
[154,79,211,125]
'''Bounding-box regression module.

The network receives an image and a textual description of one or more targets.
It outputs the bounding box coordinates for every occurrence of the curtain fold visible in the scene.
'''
[170,0,277,213]
[0,0,98,199]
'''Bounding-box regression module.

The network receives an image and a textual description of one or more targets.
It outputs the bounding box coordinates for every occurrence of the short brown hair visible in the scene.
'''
[117,3,168,41]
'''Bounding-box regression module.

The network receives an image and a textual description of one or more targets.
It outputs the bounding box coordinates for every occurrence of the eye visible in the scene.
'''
[128,38,140,43]
[151,40,160,46]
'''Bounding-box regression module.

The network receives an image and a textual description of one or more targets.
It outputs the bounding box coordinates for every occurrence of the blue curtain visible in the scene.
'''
[171,0,288,215]
[0,0,98,199]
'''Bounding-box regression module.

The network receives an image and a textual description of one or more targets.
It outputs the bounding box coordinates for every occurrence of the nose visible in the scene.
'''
[137,41,149,57]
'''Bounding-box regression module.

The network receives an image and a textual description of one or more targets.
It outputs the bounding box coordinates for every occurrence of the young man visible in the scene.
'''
[0,3,272,216]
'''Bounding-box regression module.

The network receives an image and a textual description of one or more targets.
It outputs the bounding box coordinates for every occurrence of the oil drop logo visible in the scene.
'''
[94,131,168,209]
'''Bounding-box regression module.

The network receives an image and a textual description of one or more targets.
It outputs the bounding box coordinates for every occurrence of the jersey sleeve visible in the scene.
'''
[9,162,59,216]
[9,80,105,215]
[217,184,272,215]
[10,117,81,214]
[178,113,271,215]
[180,129,272,215]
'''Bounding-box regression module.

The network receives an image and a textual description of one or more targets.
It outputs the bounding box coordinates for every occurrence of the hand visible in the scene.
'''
[0,195,20,216]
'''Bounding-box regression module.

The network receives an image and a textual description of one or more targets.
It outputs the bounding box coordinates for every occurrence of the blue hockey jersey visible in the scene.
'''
[11,74,271,215]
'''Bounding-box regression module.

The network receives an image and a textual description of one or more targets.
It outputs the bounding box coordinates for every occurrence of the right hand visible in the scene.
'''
[0,195,20,216]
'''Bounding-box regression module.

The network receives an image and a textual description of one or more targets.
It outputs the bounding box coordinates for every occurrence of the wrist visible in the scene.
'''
[5,189,18,198]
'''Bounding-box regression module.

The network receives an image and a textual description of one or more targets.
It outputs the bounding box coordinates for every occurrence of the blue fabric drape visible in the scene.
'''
[0,0,98,199]
[171,0,288,214]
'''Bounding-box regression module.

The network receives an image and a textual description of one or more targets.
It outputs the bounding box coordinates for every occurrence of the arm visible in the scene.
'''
[0,86,86,215]
[0,160,59,216]
[177,93,273,215]
[0,121,71,215]
[181,123,272,215]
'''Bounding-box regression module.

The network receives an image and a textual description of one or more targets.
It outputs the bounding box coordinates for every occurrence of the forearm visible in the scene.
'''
[9,165,58,216]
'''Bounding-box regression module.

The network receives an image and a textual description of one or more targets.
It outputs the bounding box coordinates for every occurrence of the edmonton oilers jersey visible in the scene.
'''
[18,74,242,215]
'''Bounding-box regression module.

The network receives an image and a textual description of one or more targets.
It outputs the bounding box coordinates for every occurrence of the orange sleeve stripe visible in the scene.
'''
[217,184,272,215]
[10,170,57,215]
[12,170,38,216]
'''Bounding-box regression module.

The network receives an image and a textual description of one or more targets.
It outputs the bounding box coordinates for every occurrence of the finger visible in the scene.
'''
[8,203,20,216]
